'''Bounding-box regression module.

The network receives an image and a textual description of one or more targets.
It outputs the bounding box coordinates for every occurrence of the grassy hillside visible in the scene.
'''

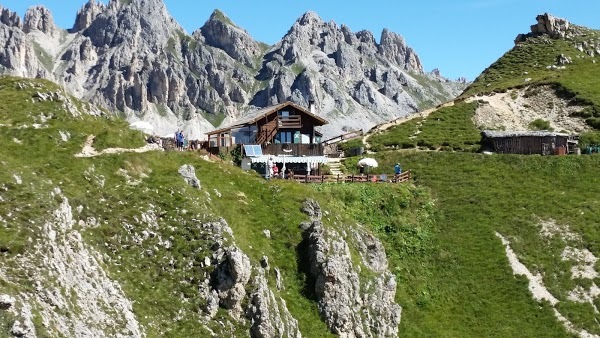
[462,26,600,130]
[0,76,435,337]
[340,151,600,336]
[368,102,481,152]
[4,66,598,338]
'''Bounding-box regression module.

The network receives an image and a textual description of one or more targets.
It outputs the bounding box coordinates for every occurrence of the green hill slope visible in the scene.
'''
[0,76,434,337]
[462,15,600,130]
[336,14,600,337]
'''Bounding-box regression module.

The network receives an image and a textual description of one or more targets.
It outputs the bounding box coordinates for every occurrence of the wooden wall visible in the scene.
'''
[488,135,568,155]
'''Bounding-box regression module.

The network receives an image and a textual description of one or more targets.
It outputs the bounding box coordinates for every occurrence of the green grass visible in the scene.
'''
[369,102,481,152]
[461,29,600,130]
[0,75,381,337]
[4,74,597,337]
[212,9,237,27]
[347,150,600,336]
[529,118,553,131]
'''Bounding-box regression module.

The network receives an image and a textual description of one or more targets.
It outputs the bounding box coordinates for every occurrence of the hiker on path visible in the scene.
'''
[394,163,402,175]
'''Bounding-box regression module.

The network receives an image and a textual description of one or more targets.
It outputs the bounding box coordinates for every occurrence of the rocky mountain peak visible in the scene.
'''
[515,13,572,45]
[297,11,325,27]
[0,6,22,28]
[531,13,570,38]
[85,0,181,49]
[206,9,238,28]
[0,2,466,140]
[200,9,262,68]
[379,28,423,73]
[72,0,106,33]
[23,5,57,36]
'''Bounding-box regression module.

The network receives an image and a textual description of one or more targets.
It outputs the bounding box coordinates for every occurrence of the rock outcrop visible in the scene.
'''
[0,6,22,28]
[515,13,571,44]
[301,199,402,337]
[2,192,144,338]
[0,1,466,139]
[23,5,57,36]
[246,269,302,338]
[531,13,570,39]
[178,164,201,189]
[71,0,106,33]
[199,10,263,68]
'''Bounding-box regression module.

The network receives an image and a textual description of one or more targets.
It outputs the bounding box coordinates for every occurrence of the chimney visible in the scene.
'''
[309,99,315,115]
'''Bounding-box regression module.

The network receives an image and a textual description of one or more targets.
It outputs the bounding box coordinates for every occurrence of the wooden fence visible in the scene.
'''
[286,170,411,184]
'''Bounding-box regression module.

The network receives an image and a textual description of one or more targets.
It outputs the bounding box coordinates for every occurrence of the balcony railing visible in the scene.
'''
[262,143,323,156]
[278,115,301,129]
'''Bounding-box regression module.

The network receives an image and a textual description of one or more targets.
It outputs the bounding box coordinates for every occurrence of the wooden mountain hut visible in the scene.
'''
[481,130,578,155]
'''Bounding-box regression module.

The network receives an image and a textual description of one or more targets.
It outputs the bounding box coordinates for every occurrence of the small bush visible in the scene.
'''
[528,118,553,131]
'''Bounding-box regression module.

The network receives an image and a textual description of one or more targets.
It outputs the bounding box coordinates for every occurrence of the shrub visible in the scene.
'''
[528,119,553,131]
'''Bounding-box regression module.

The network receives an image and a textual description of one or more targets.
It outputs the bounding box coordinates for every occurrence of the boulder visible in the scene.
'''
[0,294,16,310]
[178,165,201,189]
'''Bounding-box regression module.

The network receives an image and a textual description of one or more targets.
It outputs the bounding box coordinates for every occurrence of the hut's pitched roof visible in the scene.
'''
[206,101,328,136]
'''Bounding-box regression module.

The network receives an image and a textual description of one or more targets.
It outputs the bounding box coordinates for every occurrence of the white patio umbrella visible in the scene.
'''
[357,157,378,168]
[129,121,154,134]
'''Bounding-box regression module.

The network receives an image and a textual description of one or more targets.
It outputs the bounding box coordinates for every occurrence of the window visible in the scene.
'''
[278,111,290,119]
[276,131,292,143]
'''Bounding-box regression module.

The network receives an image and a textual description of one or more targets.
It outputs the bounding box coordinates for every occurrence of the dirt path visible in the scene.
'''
[362,101,455,150]
[75,135,162,158]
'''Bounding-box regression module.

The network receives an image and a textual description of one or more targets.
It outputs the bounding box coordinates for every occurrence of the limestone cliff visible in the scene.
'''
[0,0,466,139]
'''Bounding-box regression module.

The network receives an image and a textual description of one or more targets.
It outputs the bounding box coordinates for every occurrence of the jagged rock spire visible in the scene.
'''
[379,28,423,73]
[23,5,57,36]
[72,0,106,33]
[199,9,262,68]
[0,6,22,28]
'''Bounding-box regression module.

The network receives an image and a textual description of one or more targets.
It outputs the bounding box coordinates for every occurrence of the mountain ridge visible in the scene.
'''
[0,0,466,140]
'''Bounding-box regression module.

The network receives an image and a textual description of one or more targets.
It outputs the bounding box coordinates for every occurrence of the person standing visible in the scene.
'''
[266,157,274,179]
[176,130,185,151]
[395,163,402,175]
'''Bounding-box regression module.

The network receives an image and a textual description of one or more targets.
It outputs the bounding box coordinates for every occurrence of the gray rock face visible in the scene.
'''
[178,164,201,189]
[212,247,252,319]
[247,269,302,338]
[300,199,402,337]
[531,13,570,39]
[72,0,106,33]
[23,5,57,36]
[0,14,45,78]
[515,13,571,44]
[199,10,263,68]
[379,28,423,73]
[0,6,21,28]
[0,1,466,139]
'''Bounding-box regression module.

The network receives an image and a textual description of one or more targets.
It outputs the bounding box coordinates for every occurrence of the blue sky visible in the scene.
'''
[3,0,599,80]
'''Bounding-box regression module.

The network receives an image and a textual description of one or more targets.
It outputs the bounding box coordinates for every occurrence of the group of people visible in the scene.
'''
[266,157,293,179]
[174,130,186,151]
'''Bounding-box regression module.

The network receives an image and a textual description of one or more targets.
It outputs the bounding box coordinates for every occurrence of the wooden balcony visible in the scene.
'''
[262,143,323,156]
[278,115,301,128]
